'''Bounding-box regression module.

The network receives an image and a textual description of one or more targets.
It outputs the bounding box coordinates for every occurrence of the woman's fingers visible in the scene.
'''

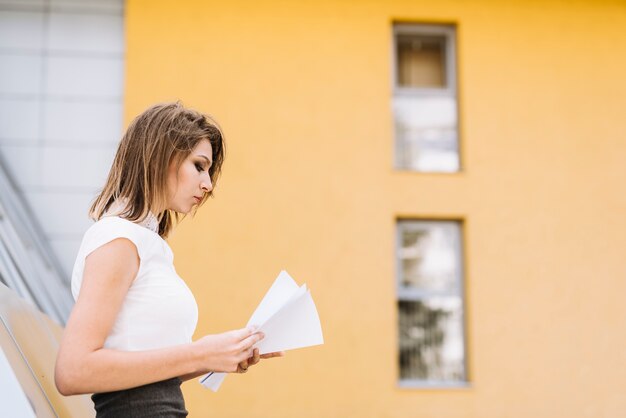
[234,326,259,341]
[250,348,260,365]
[232,329,284,370]
[239,330,264,351]
[237,348,260,373]
[238,349,284,373]
[260,351,285,359]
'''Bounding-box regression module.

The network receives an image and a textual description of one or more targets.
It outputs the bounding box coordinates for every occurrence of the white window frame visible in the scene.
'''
[392,23,461,172]
[396,219,469,388]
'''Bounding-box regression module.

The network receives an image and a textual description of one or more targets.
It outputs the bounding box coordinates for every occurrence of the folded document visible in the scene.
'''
[199,270,324,391]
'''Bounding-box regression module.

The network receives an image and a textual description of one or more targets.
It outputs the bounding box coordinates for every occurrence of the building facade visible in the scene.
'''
[124,1,625,416]
[2,0,626,417]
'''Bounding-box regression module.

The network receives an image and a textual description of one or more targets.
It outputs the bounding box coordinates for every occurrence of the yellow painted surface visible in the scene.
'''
[125,1,626,417]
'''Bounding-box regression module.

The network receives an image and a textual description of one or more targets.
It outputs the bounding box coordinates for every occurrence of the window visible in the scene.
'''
[397,220,467,386]
[393,24,459,172]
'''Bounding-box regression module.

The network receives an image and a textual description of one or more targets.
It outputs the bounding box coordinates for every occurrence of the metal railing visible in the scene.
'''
[0,158,73,325]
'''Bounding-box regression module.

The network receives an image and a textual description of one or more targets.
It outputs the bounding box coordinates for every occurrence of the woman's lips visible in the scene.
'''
[194,196,201,204]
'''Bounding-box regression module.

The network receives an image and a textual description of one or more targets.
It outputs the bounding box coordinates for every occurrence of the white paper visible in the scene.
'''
[247,270,300,328]
[255,289,322,354]
[199,270,323,392]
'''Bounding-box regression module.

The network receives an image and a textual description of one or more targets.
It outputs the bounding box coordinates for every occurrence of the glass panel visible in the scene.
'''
[399,221,460,293]
[394,95,459,172]
[396,34,446,88]
[0,284,96,416]
[0,320,54,418]
[0,347,37,418]
[398,298,465,381]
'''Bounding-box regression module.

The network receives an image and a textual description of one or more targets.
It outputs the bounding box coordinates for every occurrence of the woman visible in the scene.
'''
[55,102,283,417]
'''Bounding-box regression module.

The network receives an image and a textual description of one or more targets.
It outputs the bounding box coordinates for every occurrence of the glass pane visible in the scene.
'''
[0,321,53,418]
[0,284,96,416]
[398,298,465,382]
[0,347,38,418]
[394,95,459,172]
[396,34,446,88]
[399,221,461,293]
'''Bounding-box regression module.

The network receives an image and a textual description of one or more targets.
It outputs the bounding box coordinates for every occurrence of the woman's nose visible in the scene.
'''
[201,178,213,193]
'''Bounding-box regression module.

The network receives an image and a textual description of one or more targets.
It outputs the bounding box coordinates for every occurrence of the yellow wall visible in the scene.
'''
[125,1,626,417]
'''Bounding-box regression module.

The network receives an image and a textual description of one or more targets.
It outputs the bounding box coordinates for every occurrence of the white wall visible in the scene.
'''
[0,0,125,278]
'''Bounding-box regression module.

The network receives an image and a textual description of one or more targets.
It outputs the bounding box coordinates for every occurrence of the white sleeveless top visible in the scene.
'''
[70,214,198,351]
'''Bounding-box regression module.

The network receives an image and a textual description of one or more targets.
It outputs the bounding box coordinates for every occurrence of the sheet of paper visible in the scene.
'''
[199,270,323,392]
[246,270,300,328]
[200,371,226,392]
[254,289,323,354]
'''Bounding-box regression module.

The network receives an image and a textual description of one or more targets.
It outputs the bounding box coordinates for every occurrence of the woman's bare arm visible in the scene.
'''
[54,238,263,395]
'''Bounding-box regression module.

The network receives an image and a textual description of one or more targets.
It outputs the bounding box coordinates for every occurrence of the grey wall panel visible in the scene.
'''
[0,0,124,286]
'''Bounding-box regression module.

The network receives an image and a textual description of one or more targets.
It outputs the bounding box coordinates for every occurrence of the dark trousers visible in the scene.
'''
[91,378,188,418]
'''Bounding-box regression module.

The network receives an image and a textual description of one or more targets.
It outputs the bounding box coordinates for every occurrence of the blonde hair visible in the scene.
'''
[89,101,225,238]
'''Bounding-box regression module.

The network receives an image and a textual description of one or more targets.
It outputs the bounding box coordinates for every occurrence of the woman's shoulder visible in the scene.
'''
[80,216,159,257]
[87,215,156,233]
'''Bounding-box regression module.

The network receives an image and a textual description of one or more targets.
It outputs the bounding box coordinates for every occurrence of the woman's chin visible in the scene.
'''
[167,204,193,214]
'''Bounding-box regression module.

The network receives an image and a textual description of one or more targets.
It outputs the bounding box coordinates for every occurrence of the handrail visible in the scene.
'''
[0,156,73,325]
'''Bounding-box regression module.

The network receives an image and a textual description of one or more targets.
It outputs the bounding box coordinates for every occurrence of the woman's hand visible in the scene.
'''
[193,327,265,373]
[236,349,285,373]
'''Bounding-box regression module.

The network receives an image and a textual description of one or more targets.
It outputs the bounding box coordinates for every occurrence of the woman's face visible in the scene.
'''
[166,139,214,214]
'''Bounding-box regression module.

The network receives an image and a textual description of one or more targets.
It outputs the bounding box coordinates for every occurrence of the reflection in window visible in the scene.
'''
[394,96,458,172]
[393,24,459,172]
[397,220,466,385]
[396,34,446,88]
